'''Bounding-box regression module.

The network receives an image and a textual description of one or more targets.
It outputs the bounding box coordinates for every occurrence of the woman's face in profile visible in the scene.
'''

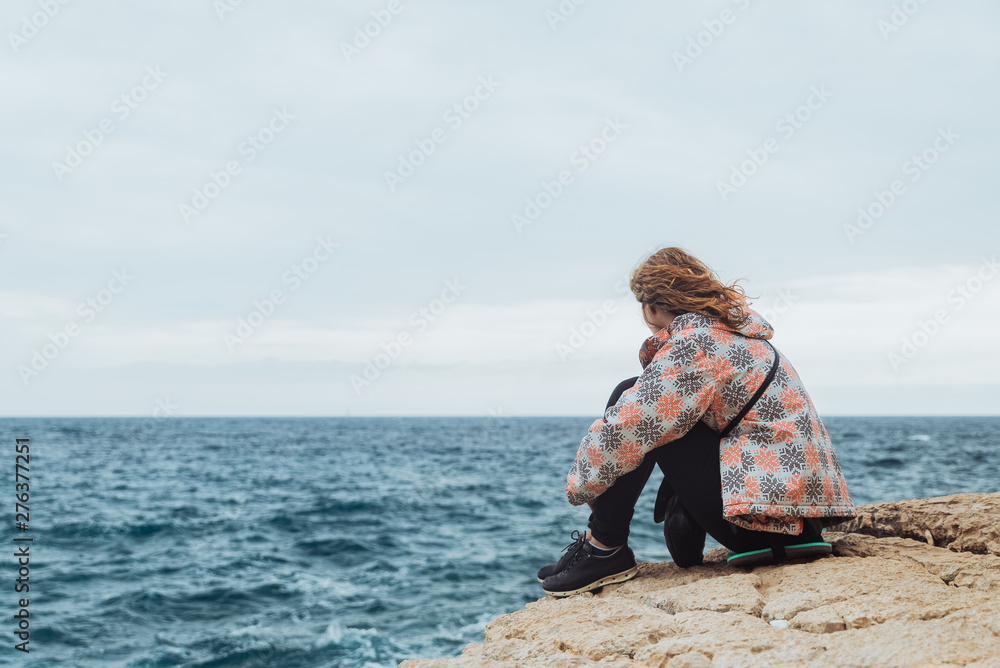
[642,303,675,335]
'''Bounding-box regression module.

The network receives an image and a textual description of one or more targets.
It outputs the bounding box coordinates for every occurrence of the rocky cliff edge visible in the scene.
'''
[400,492,1000,667]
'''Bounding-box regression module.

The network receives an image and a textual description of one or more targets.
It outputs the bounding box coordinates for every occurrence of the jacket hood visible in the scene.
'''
[672,308,774,340]
[639,308,774,367]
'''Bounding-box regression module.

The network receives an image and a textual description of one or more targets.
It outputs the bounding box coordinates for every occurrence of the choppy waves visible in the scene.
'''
[4,416,999,666]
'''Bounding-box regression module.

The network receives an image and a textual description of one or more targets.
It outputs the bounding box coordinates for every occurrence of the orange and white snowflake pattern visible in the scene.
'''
[566,308,856,535]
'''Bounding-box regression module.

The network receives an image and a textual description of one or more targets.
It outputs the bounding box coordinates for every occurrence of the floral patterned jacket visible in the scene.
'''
[566,308,856,535]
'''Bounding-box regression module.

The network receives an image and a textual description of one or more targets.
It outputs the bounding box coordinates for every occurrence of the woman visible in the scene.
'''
[539,248,856,597]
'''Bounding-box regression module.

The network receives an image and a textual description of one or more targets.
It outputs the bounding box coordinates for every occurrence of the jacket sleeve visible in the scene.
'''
[566,335,716,506]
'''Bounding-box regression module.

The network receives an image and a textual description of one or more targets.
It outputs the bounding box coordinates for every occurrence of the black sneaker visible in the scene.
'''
[541,541,639,597]
[662,493,706,568]
[536,529,587,583]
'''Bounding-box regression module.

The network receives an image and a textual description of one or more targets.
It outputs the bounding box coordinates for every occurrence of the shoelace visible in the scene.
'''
[554,530,588,570]
[565,538,596,569]
[562,530,586,554]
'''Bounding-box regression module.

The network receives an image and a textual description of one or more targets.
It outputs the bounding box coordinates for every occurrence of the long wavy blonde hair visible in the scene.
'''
[629,247,751,330]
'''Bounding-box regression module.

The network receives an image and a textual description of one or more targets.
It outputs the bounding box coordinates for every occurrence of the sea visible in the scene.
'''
[2,416,999,667]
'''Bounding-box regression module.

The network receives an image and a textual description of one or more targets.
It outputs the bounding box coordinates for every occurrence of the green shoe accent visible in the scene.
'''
[726,547,771,563]
[727,541,832,567]
[786,542,830,551]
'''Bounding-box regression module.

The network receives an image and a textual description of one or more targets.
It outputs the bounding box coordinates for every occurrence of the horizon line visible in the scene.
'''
[3,414,999,420]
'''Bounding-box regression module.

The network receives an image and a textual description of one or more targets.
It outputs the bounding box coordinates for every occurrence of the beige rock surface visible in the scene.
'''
[836,492,1000,556]
[401,492,1000,667]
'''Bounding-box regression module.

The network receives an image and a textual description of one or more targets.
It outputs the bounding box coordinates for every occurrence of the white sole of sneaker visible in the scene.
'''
[542,564,639,598]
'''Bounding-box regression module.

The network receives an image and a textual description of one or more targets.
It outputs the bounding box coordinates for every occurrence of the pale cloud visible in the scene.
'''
[2,0,998,415]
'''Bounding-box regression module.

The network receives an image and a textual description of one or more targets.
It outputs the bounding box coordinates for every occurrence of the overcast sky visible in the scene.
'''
[2,0,998,417]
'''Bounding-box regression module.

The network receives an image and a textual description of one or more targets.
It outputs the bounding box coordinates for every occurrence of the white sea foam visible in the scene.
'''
[289,572,366,601]
[317,620,378,648]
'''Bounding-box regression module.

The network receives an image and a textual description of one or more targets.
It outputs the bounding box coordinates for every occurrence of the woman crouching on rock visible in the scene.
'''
[539,247,857,597]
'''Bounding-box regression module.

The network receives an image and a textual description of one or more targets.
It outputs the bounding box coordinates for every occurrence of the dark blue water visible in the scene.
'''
[2,416,998,667]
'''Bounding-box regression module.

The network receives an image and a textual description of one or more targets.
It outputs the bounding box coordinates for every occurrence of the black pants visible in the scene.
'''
[587,377,822,553]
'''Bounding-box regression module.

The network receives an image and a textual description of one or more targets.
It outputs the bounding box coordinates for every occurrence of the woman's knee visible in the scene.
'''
[606,376,640,410]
